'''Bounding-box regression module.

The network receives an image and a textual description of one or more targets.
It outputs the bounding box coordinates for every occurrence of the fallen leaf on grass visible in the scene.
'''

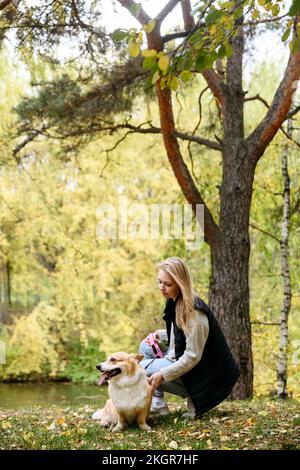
[206,439,213,449]
[1,421,12,429]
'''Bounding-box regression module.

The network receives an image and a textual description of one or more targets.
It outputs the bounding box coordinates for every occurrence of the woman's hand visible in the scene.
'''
[148,371,164,392]
[145,330,160,346]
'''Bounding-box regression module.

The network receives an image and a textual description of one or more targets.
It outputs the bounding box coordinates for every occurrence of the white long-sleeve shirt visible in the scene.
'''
[159,311,209,383]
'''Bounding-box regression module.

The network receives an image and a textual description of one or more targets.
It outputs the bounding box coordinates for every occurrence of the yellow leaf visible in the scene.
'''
[206,439,213,449]
[137,31,143,43]
[169,76,178,91]
[56,417,65,425]
[158,54,169,74]
[2,421,12,429]
[128,42,140,58]
[151,71,160,85]
[209,25,217,36]
[143,19,156,33]
[142,49,157,58]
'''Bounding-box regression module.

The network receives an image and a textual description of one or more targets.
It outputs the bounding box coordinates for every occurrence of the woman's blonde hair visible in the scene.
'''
[158,257,195,334]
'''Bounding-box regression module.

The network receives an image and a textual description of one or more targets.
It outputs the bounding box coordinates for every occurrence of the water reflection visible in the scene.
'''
[0,382,107,409]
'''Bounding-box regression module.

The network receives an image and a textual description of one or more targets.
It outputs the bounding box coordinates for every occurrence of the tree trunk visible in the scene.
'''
[209,207,254,398]
[6,259,11,306]
[277,118,292,398]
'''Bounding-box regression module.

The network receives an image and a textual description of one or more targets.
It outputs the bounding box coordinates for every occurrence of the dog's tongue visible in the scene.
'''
[98,372,108,386]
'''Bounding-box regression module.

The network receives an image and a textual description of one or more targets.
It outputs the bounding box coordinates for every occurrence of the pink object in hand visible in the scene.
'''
[147,333,164,358]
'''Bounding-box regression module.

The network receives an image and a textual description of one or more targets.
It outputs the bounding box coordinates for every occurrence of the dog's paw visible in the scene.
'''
[139,424,152,432]
[100,419,110,427]
[112,425,124,433]
[91,410,102,420]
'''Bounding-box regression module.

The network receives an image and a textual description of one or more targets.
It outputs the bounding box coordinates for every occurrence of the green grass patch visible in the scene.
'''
[0,398,299,450]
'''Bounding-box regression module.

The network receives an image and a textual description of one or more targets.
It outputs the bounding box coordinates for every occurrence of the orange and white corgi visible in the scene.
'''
[92,352,152,432]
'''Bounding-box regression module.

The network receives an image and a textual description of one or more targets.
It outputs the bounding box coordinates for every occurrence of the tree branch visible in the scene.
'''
[117,0,181,27]
[245,94,300,148]
[117,0,151,25]
[13,126,48,156]
[286,104,300,120]
[156,0,181,26]
[180,0,225,108]
[246,17,300,163]
[0,0,12,10]
[244,13,288,27]
[249,222,280,244]
[180,0,194,31]
[162,31,188,43]
[175,131,222,150]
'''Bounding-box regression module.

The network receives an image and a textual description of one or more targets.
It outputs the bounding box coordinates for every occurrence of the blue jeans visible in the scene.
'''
[139,340,188,399]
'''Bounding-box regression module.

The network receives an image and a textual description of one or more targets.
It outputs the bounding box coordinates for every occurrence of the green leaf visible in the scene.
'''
[233,7,243,19]
[205,9,222,27]
[179,70,193,82]
[195,54,207,72]
[289,38,300,53]
[289,0,300,16]
[220,1,235,9]
[112,29,128,42]
[251,9,260,20]
[272,4,280,16]
[225,43,233,57]
[281,28,291,42]
[143,57,157,71]
[217,45,227,58]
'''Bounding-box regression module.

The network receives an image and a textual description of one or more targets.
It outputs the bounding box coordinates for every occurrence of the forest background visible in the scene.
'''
[0,0,299,400]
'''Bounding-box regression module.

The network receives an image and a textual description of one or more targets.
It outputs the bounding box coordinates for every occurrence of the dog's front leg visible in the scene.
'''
[112,413,126,433]
[136,410,152,432]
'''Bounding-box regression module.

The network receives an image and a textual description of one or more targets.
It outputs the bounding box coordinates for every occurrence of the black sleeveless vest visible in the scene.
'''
[163,296,240,417]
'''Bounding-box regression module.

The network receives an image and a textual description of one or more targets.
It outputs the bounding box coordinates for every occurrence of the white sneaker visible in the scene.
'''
[150,404,169,416]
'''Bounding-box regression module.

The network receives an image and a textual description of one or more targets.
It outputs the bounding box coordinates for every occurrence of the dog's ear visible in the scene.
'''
[129,354,144,363]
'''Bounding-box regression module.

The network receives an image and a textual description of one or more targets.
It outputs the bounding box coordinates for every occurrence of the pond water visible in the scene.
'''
[0,382,107,409]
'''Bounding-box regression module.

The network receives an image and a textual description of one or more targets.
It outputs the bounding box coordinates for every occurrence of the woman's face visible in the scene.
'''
[157,269,180,300]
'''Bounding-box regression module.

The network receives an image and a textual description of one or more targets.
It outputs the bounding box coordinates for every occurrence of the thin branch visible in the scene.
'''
[175,131,222,150]
[251,321,280,326]
[0,194,23,223]
[156,0,181,26]
[250,222,281,244]
[286,104,300,120]
[245,13,289,27]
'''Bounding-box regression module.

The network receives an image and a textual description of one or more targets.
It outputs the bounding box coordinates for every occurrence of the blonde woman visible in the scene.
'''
[139,257,240,419]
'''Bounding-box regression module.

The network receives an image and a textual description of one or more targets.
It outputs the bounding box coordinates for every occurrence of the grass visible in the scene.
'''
[0,398,299,450]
